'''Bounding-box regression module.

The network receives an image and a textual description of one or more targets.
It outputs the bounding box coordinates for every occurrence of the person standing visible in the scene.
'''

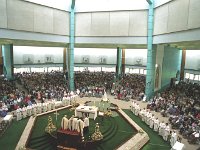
[84,116,89,134]
[61,115,69,130]
[170,130,177,147]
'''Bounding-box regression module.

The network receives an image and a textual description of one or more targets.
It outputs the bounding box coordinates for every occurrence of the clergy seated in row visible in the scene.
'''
[61,115,89,136]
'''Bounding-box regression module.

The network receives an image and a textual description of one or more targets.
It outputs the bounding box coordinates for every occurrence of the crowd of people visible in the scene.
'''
[15,71,70,101]
[111,74,146,101]
[147,80,200,144]
[74,71,114,98]
[1,70,200,147]
[0,77,26,117]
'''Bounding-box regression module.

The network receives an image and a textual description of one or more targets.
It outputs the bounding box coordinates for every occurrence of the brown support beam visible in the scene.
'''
[0,46,3,74]
[122,49,126,75]
[180,49,186,80]
[63,48,67,72]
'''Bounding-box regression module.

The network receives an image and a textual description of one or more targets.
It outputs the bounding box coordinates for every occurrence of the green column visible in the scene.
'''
[145,0,155,100]
[68,0,75,91]
[116,47,122,79]
[2,44,14,80]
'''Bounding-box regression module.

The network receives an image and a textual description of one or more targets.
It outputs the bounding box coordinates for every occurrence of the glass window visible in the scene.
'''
[140,69,144,74]
[144,70,147,75]
[133,69,139,74]
[14,68,30,73]
[102,67,115,72]
[189,74,194,80]
[48,67,60,72]
[194,75,199,80]
[125,68,130,73]
[31,67,46,72]
[185,73,190,79]
[88,67,101,72]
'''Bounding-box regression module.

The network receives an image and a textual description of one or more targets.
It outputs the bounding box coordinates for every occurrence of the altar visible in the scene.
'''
[75,106,98,120]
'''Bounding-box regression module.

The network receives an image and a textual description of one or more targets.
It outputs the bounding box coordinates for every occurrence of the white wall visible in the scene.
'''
[154,0,200,35]
[75,10,147,37]
[0,0,69,35]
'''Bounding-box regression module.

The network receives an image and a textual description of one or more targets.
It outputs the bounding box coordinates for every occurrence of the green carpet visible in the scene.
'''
[27,108,137,150]
[0,118,29,150]
[123,109,171,150]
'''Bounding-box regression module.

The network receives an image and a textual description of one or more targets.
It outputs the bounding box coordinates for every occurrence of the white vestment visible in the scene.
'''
[72,118,78,131]
[154,119,159,132]
[22,107,27,118]
[68,117,74,130]
[84,117,89,127]
[16,108,22,121]
[135,104,140,116]
[27,105,32,116]
[159,123,166,137]
[61,116,69,130]
[163,125,170,141]
[149,116,155,128]
[170,132,177,147]
[78,120,85,136]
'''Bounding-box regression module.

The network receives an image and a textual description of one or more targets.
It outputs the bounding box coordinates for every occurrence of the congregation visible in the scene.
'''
[147,80,200,144]
[0,71,200,148]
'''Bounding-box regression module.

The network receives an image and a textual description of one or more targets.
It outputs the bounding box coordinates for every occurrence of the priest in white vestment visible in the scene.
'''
[61,115,69,130]
[154,118,159,132]
[68,115,74,130]
[170,130,177,147]
[135,103,140,116]
[159,121,166,137]
[163,123,170,141]
[149,114,155,128]
[78,119,85,136]
[84,116,89,133]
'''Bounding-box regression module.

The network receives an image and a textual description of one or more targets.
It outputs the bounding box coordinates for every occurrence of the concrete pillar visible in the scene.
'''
[122,49,126,75]
[2,44,14,80]
[68,0,75,91]
[145,0,155,100]
[116,47,122,79]
[180,49,186,81]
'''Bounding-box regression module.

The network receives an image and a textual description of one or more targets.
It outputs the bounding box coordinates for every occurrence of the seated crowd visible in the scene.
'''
[74,71,114,98]
[147,80,200,144]
[111,74,146,101]
[0,77,26,117]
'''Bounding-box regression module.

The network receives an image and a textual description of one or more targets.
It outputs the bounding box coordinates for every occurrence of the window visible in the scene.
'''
[140,69,144,74]
[125,68,130,73]
[133,69,139,74]
[14,68,30,73]
[185,73,190,79]
[189,74,194,80]
[194,75,199,81]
